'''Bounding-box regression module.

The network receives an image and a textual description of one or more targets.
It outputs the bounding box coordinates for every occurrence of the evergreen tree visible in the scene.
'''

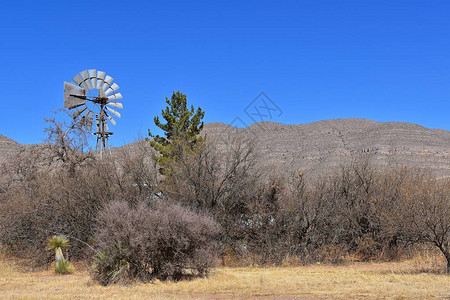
[149,91,205,172]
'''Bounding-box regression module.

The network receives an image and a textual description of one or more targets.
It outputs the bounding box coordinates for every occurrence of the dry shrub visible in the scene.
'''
[311,244,349,264]
[92,200,220,285]
[409,245,447,274]
[280,254,303,267]
[0,132,158,266]
[0,161,117,265]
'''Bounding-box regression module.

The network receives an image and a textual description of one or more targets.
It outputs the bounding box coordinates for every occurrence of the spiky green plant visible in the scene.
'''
[46,235,74,274]
[54,258,74,274]
[93,242,128,285]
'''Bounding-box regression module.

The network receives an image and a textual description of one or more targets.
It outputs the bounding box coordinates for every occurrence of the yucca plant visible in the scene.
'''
[46,235,74,274]
[54,258,74,274]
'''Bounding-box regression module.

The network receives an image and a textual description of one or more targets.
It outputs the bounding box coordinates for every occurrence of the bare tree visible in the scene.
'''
[43,109,95,174]
[402,176,450,273]
[0,145,44,192]
[159,135,258,210]
[114,140,160,203]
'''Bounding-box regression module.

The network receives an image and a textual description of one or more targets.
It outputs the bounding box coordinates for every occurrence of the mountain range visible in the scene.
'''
[203,119,450,178]
[1,119,449,178]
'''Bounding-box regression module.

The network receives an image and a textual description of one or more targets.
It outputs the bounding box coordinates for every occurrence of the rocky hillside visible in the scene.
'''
[1,119,449,178]
[203,119,450,178]
[0,134,21,163]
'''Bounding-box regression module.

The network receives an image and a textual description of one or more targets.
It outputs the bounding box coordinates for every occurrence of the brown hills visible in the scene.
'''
[1,119,449,178]
[203,118,450,178]
[0,134,21,164]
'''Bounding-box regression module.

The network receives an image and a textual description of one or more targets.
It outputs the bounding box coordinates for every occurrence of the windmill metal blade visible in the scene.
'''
[105,106,121,118]
[75,73,90,92]
[97,70,106,80]
[88,69,96,78]
[80,70,92,91]
[88,69,97,90]
[80,108,90,124]
[104,122,109,131]
[72,74,83,86]
[106,102,123,109]
[101,75,114,91]
[104,75,113,84]
[96,79,103,89]
[81,108,90,119]
[64,81,86,109]
[78,71,90,91]
[105,112,117,126]
[80,81,90,91]
[96,71,105,89]
[107,92,123,101]
[79,70,89,81]
[99,87,106,99]
[85,111,94,131]
[105,83,119,96]
[72,105,87,119]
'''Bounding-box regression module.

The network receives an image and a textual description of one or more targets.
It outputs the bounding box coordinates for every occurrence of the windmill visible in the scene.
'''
[63,69,123,158]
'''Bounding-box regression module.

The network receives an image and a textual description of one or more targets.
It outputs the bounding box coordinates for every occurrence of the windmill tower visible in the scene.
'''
[63,69,123,158]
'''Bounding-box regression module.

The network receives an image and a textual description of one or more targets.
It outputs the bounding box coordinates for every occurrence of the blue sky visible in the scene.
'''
[1,0,449,146]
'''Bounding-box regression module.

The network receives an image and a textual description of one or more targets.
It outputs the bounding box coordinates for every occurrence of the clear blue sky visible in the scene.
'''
[1,0,449,146]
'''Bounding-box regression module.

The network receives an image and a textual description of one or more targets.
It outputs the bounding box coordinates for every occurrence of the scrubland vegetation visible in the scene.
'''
[0,92,449,298]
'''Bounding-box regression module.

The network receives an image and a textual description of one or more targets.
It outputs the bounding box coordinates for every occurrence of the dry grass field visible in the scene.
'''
[0,254,449,299]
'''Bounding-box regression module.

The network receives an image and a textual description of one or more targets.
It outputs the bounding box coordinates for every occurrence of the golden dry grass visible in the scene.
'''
[0,255,449,299]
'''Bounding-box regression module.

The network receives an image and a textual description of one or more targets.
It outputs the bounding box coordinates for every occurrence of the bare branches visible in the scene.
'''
[43,109,95,174]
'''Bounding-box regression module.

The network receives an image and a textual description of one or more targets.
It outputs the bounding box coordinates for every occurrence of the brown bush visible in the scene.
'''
[0,162,115,264]
[0,148,158,266]
[92,200,220,285]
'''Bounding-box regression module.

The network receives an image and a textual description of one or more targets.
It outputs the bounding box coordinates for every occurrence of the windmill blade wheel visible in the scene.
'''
[63,69,123,158]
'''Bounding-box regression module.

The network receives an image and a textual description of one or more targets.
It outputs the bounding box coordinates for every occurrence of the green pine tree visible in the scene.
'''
[148,91,205,173]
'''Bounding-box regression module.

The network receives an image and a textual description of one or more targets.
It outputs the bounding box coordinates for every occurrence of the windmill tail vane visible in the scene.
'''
[63,69,123,158]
